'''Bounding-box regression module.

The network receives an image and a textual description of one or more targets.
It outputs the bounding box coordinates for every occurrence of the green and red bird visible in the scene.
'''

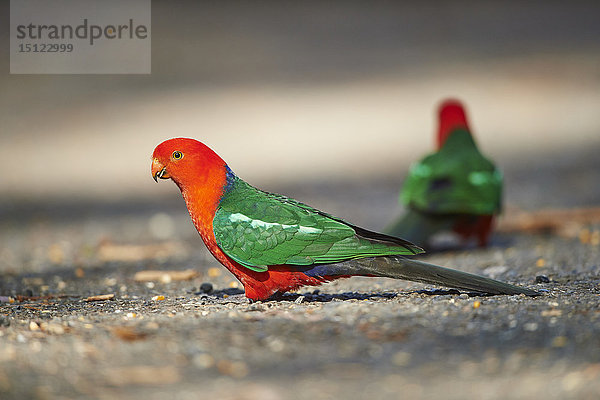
[386,99,502,248]
[151,138,532,301]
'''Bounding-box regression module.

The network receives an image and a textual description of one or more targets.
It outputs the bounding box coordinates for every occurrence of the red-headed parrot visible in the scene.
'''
[386,99,502,248]
[152,138,533,301]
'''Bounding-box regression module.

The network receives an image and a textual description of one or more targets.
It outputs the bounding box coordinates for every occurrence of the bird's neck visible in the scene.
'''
[438,111,469,149]
[177,165,231,242]
[439,128,477,152]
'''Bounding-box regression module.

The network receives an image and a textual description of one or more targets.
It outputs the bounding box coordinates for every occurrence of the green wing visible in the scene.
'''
[213,178,422,272]
[400,129,502,215]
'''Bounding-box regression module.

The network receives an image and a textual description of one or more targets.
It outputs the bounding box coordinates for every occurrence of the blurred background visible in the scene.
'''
[1,1,600,257]
[2,4,600,398]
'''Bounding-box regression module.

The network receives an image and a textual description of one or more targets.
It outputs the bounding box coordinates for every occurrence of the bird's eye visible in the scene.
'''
[172,151,183,160]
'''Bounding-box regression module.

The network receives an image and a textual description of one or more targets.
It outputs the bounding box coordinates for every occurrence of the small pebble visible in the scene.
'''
[579,229,591,244]
[198,282,213,294]
[245,304,265,312]
[552,336,568,347]
[392,351,411,366]
[535,258,546,268]
[104,278,117,286]
[41,322,65,335]
[523,322,538,331]
[193,353,215,369]
[207,267,221,278]
[217,360,249,378]
[591,230,600,246]
[535,275,550,283]
[145,322,159,330]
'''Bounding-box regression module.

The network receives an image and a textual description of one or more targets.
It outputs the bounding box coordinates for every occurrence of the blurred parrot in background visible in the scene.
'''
[151,138,534,301]
[386,99,502,248]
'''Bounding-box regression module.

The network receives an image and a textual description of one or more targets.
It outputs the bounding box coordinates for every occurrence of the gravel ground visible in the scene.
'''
[1,171,599,400]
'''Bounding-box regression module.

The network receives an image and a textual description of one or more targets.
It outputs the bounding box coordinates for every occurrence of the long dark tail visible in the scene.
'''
[321,255,539,296]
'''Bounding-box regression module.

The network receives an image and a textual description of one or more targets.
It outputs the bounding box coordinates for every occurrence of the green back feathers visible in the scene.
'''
[401,129,502,215]
[214,177,423,272]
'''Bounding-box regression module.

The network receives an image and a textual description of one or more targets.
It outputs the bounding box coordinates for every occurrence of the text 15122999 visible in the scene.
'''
[18,43,74,53]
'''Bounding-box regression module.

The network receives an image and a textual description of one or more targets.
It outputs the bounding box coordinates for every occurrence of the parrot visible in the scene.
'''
[151,138,536,301]
[386,99,502,248]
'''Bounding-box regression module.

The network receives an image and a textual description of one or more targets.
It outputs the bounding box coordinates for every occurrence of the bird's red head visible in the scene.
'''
[151,138,227,190]
[437,99,470,149]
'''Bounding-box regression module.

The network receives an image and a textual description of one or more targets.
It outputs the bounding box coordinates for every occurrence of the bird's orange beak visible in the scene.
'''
[151,158,169,182]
